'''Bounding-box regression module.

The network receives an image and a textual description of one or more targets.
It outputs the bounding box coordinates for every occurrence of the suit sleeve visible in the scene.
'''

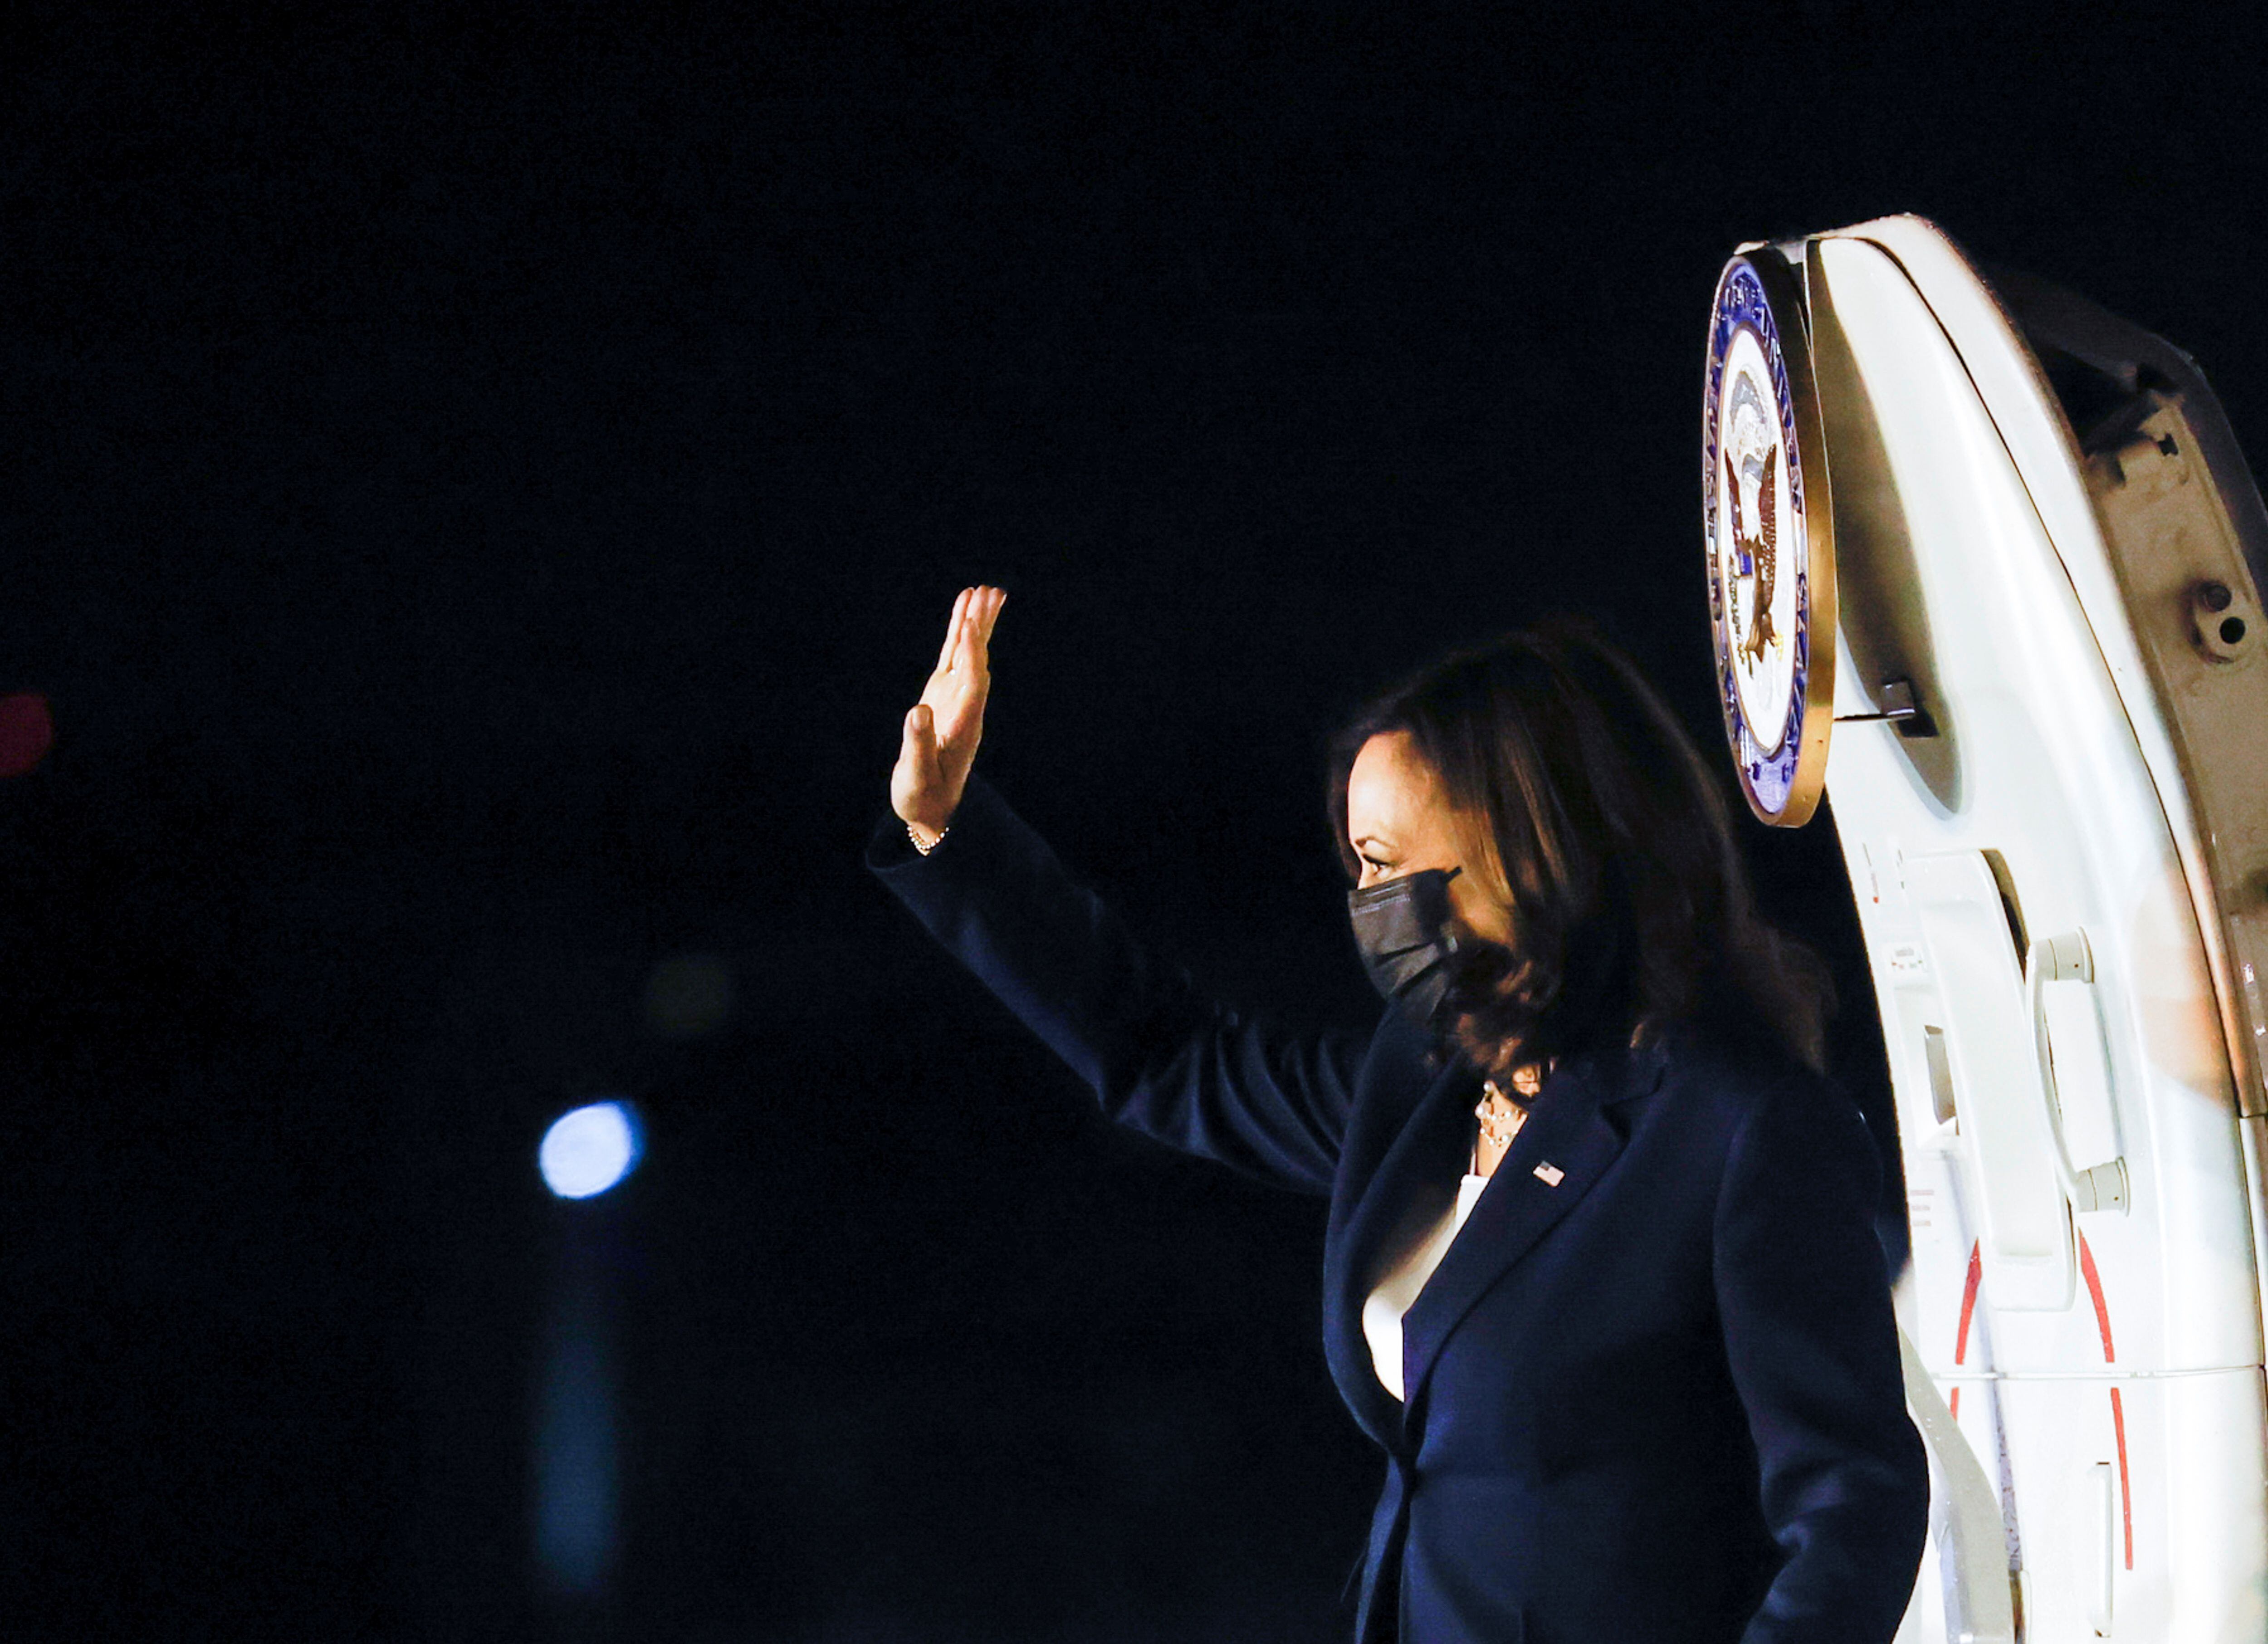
[1713,1074,1930,1644]
[866,777,1366,1195]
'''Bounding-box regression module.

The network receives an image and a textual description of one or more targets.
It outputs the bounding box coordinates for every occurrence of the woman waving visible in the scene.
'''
[870,585,1926,1644]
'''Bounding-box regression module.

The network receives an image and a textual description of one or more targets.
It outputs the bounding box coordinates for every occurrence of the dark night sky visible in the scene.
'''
[5,5,2263,1639]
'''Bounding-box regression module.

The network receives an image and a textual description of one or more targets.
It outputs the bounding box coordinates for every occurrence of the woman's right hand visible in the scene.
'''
[891,585,1005,847]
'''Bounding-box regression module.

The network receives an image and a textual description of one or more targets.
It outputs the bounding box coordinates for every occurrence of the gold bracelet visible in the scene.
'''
[909,822,948,856]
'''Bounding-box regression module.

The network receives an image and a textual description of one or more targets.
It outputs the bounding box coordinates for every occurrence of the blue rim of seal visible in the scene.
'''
[1702,258,1811,819]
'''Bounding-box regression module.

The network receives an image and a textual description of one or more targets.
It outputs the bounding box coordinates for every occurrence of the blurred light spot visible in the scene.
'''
[539,1101,641,1199]
[643,952,735,1040]
[0,693,54,778]
[535,1327,616,1595]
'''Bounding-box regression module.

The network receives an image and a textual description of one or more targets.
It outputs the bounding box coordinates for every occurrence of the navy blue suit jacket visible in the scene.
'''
[871,779,1927,1644]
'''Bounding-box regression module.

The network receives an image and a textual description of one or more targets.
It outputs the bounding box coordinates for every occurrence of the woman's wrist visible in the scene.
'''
[899,795,961,855]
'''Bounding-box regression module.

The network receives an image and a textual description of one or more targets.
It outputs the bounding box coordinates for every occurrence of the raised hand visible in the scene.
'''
[891,585,1005,846]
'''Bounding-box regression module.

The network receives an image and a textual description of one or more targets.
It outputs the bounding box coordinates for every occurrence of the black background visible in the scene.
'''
[6,5,2262,1639]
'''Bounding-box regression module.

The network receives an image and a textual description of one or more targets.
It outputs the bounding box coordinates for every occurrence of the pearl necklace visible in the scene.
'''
[1474,1081,1530,1152]
[1473,1062,1550,1160]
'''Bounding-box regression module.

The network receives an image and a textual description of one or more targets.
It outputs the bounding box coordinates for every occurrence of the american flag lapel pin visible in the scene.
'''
[1532,1162,1565,1187]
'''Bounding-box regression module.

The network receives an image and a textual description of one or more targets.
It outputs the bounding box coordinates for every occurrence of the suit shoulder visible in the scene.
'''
[1654,1022,1849,1140]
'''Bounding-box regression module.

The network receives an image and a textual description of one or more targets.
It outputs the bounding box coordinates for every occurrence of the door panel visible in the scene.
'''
[1791,218,2268,1642]
[1908,850,2073,1310]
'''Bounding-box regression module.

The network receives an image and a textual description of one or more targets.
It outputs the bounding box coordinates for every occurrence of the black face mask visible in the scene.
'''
[1347,866,1464,1032]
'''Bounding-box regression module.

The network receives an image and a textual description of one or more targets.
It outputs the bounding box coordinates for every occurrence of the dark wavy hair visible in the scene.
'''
[1327,616,1833,1083]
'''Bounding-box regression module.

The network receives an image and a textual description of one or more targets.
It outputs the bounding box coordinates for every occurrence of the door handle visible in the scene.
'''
[2028,928,2128,1213]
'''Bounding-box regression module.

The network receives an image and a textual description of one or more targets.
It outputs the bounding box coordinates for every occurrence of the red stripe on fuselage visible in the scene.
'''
[1949,1240,1984,1420]
[2078,1230,2117,1361]
[2078,1230,2132,1571]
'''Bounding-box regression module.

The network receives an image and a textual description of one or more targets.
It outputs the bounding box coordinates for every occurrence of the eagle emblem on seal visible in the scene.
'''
[1725,442,1778,666]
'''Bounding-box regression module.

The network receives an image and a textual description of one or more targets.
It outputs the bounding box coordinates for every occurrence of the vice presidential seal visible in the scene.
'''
[1702,247,1836,827]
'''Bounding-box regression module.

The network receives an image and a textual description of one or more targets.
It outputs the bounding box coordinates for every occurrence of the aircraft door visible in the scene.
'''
[1713,218,2268,1644]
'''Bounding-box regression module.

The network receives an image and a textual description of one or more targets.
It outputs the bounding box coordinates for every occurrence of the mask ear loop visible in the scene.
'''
[1410,864,1465,955]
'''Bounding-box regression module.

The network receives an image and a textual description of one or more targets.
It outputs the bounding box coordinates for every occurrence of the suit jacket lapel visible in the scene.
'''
[1398,1050,1639,1416]
[1327,1032,1481,1448]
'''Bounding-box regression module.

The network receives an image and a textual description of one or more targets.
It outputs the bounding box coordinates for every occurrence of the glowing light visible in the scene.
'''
[538,1102,641,1199]
[642,953,735,1040]
[0,693,54,778]
[535,1327,616,1594]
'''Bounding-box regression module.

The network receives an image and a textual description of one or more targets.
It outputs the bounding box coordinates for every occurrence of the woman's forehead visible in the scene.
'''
[1346,732,1445,835]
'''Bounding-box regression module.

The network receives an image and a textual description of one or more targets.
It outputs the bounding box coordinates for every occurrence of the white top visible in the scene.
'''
[1362,1171,1493,1402]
